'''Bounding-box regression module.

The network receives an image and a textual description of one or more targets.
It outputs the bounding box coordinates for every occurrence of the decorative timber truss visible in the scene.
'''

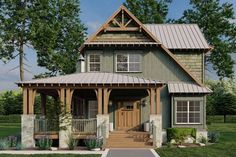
[82,5,161,44]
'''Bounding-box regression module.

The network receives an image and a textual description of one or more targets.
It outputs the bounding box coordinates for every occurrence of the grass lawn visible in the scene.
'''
[0,123,21,138]
[156,123,236,157]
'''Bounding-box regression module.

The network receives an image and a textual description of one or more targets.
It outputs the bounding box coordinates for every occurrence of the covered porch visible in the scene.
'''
[18,72,164,148]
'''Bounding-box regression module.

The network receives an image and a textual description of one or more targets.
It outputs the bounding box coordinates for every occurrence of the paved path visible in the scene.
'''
[104,149,160,157]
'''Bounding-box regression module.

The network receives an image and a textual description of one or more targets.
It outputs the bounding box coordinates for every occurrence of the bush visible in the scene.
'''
[0,138,10,150]
[36,137,52,150]
[0,115,21,123]
[84,137,103,150]
[167,128,196,143]
[208,131,220,143]
[67,133,77,150]
[198,136,208,144]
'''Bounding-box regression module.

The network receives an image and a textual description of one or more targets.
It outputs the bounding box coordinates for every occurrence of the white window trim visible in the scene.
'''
[175,100,201,125]
[88,54,101,72]
[115,53,141,72]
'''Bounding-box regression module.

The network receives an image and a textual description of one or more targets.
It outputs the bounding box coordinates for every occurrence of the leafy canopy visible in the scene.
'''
[175,0,236,79]
[0,0,86,80]
[123,0,172,23]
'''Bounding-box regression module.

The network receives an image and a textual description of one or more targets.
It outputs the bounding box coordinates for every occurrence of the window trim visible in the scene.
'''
[175,100,201,125]
[115,53,142,73]
[88,53,101,72]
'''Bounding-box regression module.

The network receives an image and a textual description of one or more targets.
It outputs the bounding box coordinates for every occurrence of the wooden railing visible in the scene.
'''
[72,118,97,134]
[34,118,59,133]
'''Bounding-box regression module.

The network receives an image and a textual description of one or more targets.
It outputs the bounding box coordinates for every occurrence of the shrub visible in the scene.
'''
[7,135,18,147]
[36,137,52,150]
[0,115,21,123]
[166,128,196,143]
[198,136,208,144]
[84,137,103,150]
[67,133,77,150]
[0,138,10,150]
[208,131,220,143]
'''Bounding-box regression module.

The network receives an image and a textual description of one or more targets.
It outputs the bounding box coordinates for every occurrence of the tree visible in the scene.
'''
[0,0,86,80]
[206,80,236,122]
[175,0,236,79]
[30,0,86,77]
[123,0,172,23]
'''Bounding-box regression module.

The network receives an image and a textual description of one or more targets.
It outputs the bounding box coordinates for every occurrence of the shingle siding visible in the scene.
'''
[174,53,203,82]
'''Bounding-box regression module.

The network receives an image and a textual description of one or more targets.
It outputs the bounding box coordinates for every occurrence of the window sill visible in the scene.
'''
[175,123,202,125]
[116,71,142,73]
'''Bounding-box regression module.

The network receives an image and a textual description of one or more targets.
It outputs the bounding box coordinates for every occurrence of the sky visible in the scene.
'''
[0,0,235,91]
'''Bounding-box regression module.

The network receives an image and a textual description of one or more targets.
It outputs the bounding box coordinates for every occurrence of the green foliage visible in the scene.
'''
[0,1,86,80]
[0,115,21,123]
[206,80,236,120]
[84,137,103,150]
[0,138,10,150]
[124,0,172,23]
[198,136,208,144]
[0,91,22,115]
[175,0,236,79]
[67,133,77,150]
[208,131,220,143]
[36,137,52,150]
[166,128,196,143]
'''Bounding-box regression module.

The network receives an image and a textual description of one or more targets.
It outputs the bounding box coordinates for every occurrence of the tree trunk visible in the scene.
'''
[19,43,24,81]
[224,115,226,123]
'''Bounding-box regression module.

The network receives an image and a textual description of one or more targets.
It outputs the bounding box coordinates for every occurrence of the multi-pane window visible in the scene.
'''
[88,54,100,72]
[116,54,141,72]
[176,100,201,124]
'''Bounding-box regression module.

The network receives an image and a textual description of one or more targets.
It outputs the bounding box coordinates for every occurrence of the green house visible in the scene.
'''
[18,5,212,149]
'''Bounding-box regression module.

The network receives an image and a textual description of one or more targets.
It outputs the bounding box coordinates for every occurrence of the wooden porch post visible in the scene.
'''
[66,89,74,113]
[41,93,46,116]
[26,88,36,114]
[156,88,161,114]
[150,88,156,114]
[103,88,112,114]
[23,88,28,114]
[95,88,103,114]
[58,88,65,112]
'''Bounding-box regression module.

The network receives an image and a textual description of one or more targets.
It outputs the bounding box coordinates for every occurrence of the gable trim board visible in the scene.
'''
[79,5,211,87]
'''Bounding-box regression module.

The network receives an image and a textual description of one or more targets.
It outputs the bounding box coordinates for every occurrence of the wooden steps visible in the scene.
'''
[106,131,154,148]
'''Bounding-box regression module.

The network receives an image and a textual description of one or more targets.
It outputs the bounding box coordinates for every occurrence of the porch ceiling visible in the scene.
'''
[16,72,164,88]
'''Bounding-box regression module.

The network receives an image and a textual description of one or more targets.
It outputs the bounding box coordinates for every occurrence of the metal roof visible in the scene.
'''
[144,24,211,50]
[84,41,159,46]
[18,72,163,86]
[168,82,212,94]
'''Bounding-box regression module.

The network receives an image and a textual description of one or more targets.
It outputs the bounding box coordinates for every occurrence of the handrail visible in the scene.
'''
[72,118,97,134]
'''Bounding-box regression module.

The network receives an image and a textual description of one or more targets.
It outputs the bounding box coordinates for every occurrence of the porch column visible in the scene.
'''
[149,87,162,148]
[41,93,46,116]
[96,88,109,138]
[21,88,36,148]
[59,88,74,149]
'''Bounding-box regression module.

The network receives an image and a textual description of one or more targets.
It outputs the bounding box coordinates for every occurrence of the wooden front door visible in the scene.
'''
[116,101,140,131]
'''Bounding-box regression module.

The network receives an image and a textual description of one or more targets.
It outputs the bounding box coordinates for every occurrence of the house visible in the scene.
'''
[17,5,212,149]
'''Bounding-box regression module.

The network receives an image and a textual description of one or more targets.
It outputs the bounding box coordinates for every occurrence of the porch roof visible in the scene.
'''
[168,82,212,94]
[17,72,164,87]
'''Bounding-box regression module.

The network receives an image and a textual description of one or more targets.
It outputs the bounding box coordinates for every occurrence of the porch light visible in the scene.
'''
[141,99,147,107]
[109,100,112,106]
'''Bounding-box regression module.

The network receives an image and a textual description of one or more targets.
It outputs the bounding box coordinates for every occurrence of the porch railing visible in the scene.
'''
[34,118,59,133]
[72,118,97,134]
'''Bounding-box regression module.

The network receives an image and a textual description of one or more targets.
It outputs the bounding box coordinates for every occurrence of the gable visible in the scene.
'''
[80,5,205,87]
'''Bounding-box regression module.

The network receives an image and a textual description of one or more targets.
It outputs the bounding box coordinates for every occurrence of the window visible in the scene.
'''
[176,100,201,124]
[88,54,100,72]
[88,101,98,118]
[116,54,141,72]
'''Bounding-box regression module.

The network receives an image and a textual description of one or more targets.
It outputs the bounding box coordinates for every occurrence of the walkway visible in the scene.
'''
[103,149,160,157]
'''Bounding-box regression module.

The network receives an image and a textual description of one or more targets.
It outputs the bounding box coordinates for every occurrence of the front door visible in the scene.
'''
[116,101,140,131]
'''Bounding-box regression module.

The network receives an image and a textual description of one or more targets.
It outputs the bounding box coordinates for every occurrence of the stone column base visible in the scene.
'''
[97,114,109,138]
[150,114,162,148]
[21,114,35,148]
[59,114,72,149]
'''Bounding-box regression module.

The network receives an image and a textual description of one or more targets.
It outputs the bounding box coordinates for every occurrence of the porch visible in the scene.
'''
[18,72,164,148]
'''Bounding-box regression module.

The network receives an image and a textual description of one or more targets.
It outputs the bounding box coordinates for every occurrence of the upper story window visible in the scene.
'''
[88,54,101,72]
[116,54,141,72]
[175,100,201,124]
